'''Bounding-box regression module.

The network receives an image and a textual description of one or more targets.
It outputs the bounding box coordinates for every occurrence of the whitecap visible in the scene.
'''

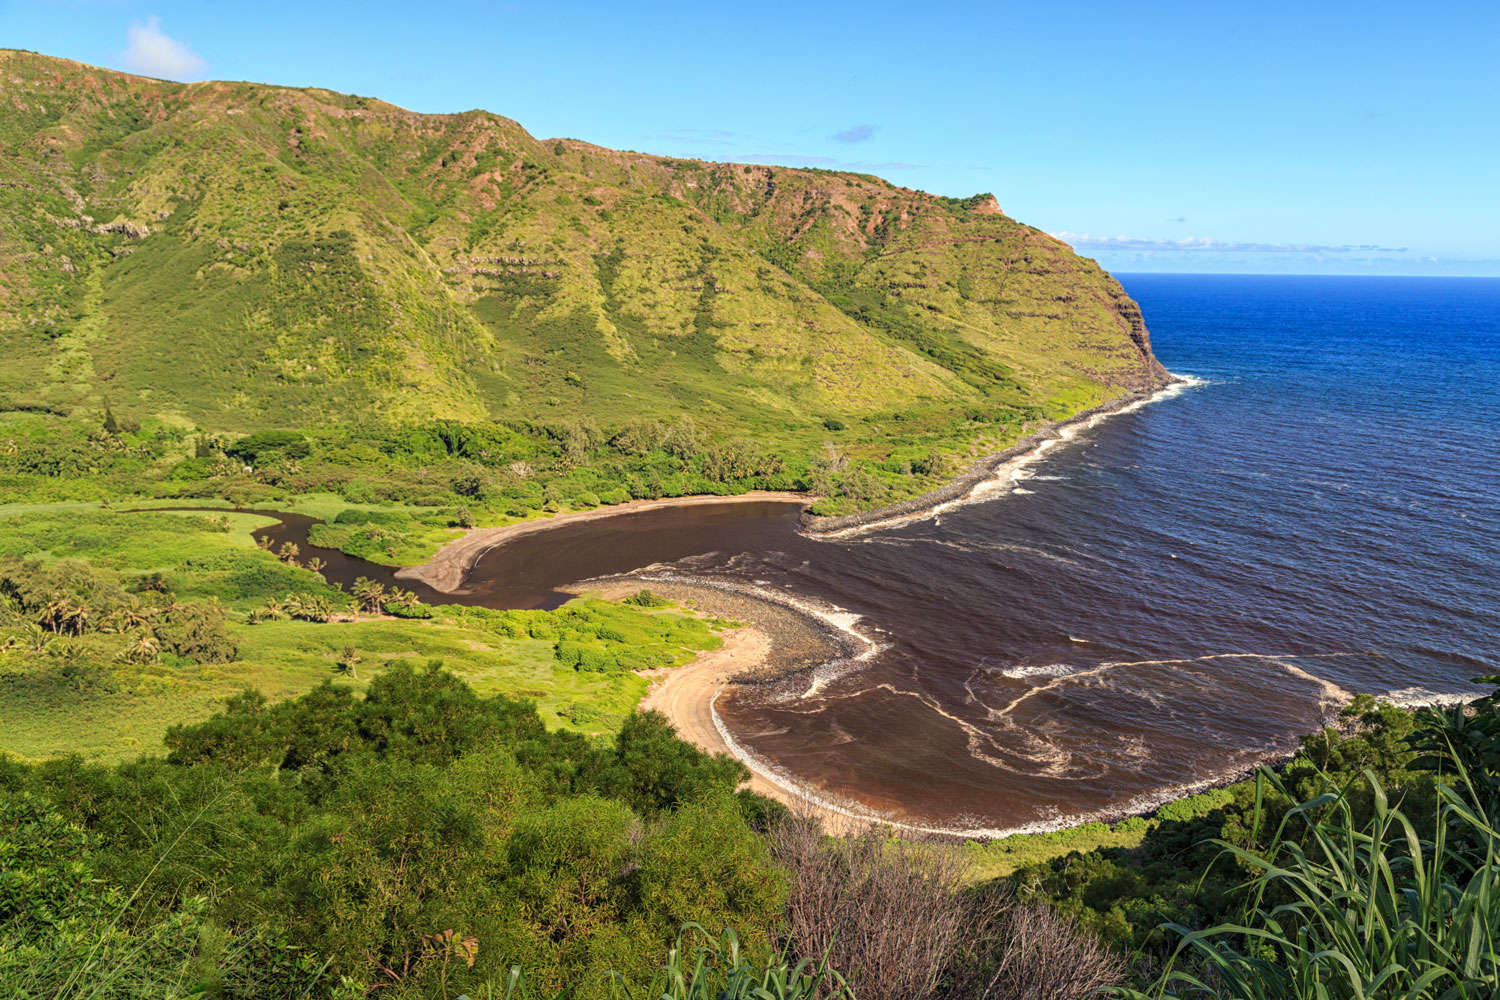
[812,371,1207,539]
[1000,663,1075,680]
[1380,686,1475,708]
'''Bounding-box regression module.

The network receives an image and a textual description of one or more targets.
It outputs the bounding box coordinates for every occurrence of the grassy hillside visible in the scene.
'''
[0,49,1164,445]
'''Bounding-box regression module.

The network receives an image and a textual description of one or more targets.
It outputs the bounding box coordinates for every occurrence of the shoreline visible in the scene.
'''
[580,577,873,830]
[387,376,1199,831]
[399,378,1184,593]
[630,575,1477,840]
[801,375,1183,536]
[395,375,1216,833]
[396,491,808,593]
[603,574,1355,841]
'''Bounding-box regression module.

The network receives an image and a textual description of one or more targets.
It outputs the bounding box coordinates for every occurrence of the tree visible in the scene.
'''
[117,632,161,665]
[336,645,361,679]
[352,577,387,615]
[40,598,91,636]
[152,600,237,663]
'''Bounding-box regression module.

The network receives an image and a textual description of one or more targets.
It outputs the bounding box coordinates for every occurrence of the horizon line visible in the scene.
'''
[1111,271,1500,279]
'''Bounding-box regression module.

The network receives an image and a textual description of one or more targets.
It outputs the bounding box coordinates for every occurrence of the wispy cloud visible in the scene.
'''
[648,126,739,148]
[738,153,837,166]
[833,123,877,143]
[123,16,205,81]
[1053,232,1409,254]
[735,153,924,172]
[1166,216,1187,223]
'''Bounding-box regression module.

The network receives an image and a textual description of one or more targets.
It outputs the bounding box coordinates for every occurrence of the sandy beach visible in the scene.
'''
[636,625,790,799]
[395,490,809,593]
[573,578,858,829]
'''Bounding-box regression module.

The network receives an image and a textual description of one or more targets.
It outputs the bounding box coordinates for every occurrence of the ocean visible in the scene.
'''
[697,274,1500,833]
[262,274,1500,835]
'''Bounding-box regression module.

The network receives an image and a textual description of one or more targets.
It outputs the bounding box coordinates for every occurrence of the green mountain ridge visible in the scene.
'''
[0,49,1165,439]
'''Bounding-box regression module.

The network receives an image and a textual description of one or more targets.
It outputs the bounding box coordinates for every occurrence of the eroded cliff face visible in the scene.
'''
[1102,280,1172,391]
[0,48,1166,431]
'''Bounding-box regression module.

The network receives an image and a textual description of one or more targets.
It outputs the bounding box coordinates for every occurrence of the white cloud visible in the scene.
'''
[1052,232,1408,254]
[123,16,206,81]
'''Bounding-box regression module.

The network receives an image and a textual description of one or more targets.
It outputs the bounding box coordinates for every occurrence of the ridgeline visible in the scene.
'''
[1,49,1163,462]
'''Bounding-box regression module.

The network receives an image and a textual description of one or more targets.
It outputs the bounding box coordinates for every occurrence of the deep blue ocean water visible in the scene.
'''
[1111,274,1499,686]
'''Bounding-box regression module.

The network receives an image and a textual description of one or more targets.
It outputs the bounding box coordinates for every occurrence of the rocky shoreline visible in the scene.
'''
[800,377,1180,536]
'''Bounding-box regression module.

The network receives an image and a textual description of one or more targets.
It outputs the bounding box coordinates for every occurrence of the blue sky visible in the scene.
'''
[5,0,1497,275]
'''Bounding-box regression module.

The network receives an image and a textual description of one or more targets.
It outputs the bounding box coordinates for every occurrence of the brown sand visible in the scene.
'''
[396,491,809,593]
[637,627,859,830]
[577,580,857,830]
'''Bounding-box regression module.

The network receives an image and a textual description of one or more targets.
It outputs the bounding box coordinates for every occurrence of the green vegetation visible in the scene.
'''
[0,503,728,760]
[999,688,1500,997]
[0,49,1165,521]
[8,670,1497,999]
[1125,765,1498,998]
[6,49,1491,999]
[0,666,784,999]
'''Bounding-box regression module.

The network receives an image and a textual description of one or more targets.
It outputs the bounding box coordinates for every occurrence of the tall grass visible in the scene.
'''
[1122,752,1500,999]
[455,925,852,1000]
[608,924,854,1000]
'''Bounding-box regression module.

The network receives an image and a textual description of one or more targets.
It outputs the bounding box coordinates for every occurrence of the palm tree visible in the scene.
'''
[335,644,361,679]
[17,624,52,652]
[117,633,160,665]
[277,541,300,563]
[134,571,170,593]
[100,605,151,634]
[351,577,387,615]
[304,556,327,577]
[286,594,333,623]
[40,600,90,636]
[38,599,71,633]
[387,589,422,614]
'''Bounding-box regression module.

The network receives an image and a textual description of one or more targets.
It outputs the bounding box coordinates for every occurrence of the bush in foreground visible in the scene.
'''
[1117,681,1500,999]
[772,816,1124,1000]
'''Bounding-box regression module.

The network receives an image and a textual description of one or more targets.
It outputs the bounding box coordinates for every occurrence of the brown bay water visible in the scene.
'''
[256,276,1500,835]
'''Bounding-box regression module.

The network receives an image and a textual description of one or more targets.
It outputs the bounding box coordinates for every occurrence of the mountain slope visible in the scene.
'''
[0,49,1165,436]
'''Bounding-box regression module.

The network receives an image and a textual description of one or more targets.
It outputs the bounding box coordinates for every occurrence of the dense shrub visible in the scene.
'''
[0,665,783,998]
[226,430,311,464]
[624,588,669,608]
[152,599,237,663]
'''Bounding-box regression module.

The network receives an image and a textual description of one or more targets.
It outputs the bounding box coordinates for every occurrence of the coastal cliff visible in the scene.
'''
[0,49,1163,436]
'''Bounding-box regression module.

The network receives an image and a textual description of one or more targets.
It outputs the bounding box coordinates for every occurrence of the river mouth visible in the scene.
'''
[239,500,811,611]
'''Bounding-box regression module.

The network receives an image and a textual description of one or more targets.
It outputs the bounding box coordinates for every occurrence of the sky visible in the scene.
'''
[4,0,1498,275]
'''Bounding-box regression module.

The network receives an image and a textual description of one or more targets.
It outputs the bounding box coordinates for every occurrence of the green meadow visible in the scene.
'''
[0,501,727,762]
